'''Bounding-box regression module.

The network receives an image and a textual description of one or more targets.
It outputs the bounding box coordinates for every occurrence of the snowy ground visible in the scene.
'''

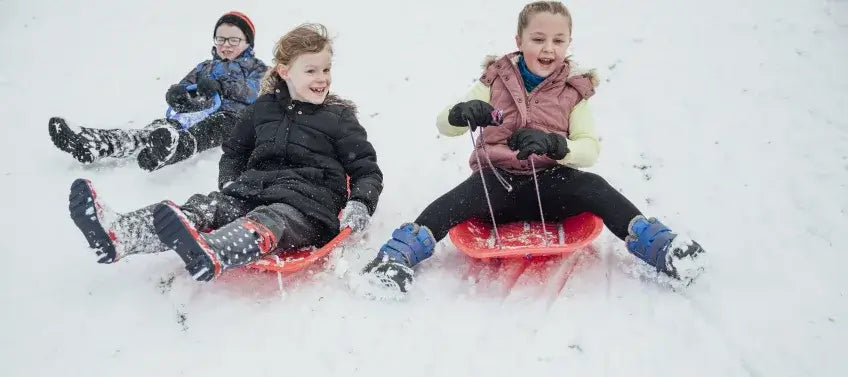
[2,0,847,376]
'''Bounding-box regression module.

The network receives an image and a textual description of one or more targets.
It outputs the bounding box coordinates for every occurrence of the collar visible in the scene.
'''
[273,83,323,114]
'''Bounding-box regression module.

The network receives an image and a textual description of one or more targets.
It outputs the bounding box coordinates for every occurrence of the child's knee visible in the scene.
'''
[248,203,302,222]
[180,193,221,226]
[147,118,180,131]
[183,192,216,208]
[571,171,611,194]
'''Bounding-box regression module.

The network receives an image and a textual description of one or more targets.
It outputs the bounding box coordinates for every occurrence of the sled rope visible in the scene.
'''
[274,255,285,299]
[471,133,512,192]
[529,159,550,246]
[468,122,504,248]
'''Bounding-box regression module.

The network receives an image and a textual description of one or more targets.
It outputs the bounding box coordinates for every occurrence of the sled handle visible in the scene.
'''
[165,84,223,119]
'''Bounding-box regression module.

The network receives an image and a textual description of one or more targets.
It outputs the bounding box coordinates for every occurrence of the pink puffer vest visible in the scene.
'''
[469,52,596,175]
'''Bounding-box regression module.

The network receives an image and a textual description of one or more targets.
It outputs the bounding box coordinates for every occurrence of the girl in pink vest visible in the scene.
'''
[363,1,706,293]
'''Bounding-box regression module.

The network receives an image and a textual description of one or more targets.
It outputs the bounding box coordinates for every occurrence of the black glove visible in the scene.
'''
[165,84,190,108]
[196,77,222,98]
[507,128,569,160]
[448,100,503,131]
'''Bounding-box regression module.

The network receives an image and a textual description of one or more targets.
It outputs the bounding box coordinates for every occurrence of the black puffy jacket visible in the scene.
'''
[218,84,383,243]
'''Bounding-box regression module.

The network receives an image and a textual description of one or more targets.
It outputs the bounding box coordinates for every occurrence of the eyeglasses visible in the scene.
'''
[214,36,244,46]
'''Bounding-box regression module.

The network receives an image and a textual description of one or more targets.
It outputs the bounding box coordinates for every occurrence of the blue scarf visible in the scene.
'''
[517,55,546,92]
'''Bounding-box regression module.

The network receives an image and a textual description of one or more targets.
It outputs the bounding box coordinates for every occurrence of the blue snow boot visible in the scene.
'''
[626,215,706,286]
[362,223,436,293]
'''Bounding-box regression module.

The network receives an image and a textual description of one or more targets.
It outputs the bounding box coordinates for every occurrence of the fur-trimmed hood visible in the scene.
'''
[480,52,600,88]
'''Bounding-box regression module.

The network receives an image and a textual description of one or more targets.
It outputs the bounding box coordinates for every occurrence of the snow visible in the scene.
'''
[2,0,847,376]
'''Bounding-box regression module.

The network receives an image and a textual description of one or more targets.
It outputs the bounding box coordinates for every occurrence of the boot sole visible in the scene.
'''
[48,118,97,163]
[68,179,116,263]
[153,202,220,282]
[362,257,413,293]
[49,117,77,154]
[137,128,178,172]
[670,241,707,287]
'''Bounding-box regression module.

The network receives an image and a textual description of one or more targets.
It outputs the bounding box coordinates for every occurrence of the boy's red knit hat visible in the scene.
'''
[214,11,255,46]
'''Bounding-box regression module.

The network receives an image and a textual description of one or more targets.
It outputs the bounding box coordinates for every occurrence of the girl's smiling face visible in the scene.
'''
[515,11,571,77]
[276,46,332,104]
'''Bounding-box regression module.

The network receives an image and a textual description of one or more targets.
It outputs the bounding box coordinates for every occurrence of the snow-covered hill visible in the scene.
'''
[2,0,846,376]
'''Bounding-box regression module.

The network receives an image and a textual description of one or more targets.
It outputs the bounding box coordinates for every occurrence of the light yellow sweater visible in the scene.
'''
[435,81,600,168]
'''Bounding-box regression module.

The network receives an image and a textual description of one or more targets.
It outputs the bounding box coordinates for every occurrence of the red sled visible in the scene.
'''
[448,212,604,259]
[244,227,352,274]
[449,212,604,298]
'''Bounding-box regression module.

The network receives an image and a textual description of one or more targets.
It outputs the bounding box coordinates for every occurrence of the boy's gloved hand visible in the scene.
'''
[339,200,370,232]
[448,100,504,131]
[165,84,190,108]
[507,128,570,160]
[197,77,222,98]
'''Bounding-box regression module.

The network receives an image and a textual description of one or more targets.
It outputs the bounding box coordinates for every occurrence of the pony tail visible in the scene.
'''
[259,67,281,95]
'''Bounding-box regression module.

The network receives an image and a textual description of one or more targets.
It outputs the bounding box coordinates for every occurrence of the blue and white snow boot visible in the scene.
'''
[362,223,436,293]
[626,215,706,286]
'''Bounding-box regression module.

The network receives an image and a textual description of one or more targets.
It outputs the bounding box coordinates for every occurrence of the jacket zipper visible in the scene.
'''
[281,104,294,158]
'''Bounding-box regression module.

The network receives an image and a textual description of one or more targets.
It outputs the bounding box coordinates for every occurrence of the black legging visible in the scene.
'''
[415,165,642,241]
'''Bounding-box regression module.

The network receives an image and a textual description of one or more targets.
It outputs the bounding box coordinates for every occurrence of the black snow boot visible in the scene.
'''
[152,201,278,282]
[68,179,166,263]
[48,117,80,154]
[137,125,185,171]
[49,117,149,163]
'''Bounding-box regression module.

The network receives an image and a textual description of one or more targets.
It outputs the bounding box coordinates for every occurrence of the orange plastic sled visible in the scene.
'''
[245,227,352,274]
[448,212,604,259]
